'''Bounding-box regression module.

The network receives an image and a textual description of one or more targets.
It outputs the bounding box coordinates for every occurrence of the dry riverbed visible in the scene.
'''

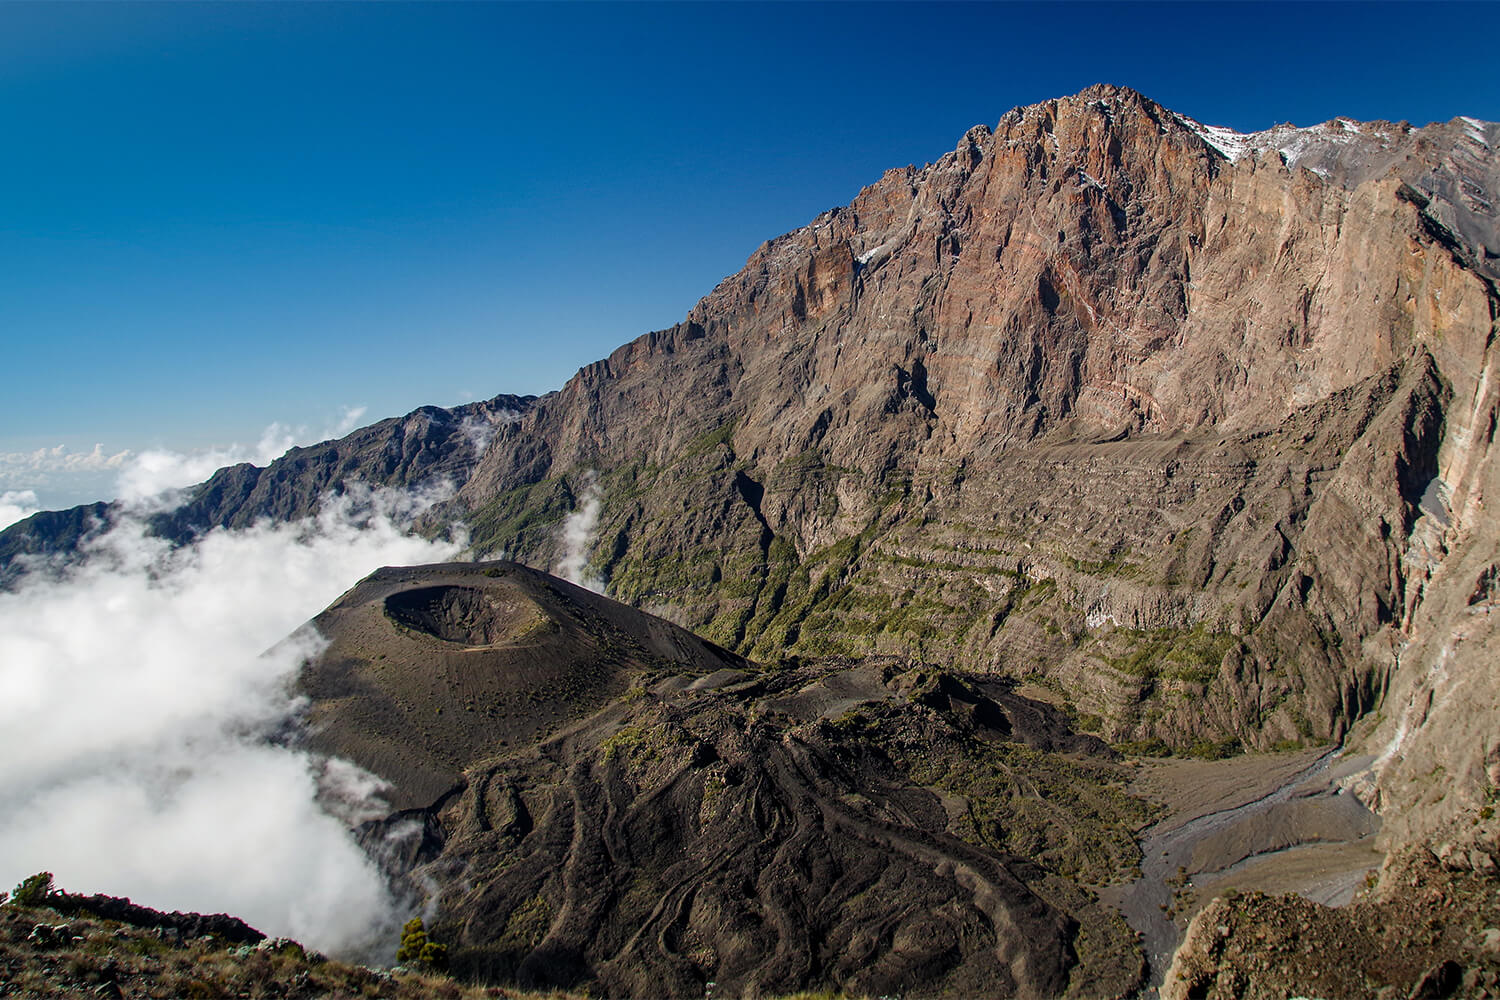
[1103,747,1384,993]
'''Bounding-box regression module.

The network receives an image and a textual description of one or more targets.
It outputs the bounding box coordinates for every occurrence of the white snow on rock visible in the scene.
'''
[1179,119,1254,161]
[1174,113,1385,168]
[1460,116,1491,148]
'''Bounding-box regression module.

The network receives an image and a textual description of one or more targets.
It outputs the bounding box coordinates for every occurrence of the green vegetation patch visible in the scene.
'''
[600,718,694,783]
[903,741,1151,885]
[498,893,552,953]
[1057,552,1141,577]
[466,477,576,559]
[1097,624,1242,683]
[675,417,739,462]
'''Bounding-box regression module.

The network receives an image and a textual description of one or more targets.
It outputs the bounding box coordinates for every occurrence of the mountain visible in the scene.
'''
[298,559,1149,998]
[0,394,533,577]
[296,560,750,811]
[5,84,1500,993]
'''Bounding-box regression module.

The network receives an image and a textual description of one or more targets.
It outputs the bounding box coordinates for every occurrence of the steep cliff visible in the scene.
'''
[443,86,1498,780]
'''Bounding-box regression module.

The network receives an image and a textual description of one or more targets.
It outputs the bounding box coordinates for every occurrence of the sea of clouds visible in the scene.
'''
[0,407,368,526]
[0,466,461,958]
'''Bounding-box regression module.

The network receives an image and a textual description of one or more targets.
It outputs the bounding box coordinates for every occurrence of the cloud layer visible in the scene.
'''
[0,445,131,511]
[0,406,368,513]
[0,484,459,957]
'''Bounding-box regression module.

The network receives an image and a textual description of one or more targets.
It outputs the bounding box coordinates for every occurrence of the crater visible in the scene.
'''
[384,585,515,645]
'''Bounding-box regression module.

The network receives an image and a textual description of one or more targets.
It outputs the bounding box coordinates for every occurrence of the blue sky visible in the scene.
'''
[3,1,1497,510]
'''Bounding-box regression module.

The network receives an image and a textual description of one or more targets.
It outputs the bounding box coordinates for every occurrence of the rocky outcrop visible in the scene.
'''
[47,892,265,946]
[0,891,471,1000]
[1161,833,1500,999]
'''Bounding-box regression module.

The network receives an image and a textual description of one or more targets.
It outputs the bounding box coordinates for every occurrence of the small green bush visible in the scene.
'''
[11,871,53,907]
[396,916,426,963]
[396,916,448,972]
[419,939,448,971]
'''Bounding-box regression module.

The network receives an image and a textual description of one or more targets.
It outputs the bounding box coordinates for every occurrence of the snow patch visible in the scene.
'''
[1460,116,1491,148]
[1174,112,1384,170]
[856,241,895,267]
[1173,113,1252,161]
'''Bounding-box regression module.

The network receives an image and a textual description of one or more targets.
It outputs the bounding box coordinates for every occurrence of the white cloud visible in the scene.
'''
[456,408,522,460]
[0,444,132,507]
[114,425,293,507]
[0,406,374,514]
[555,471,604,594]
[116,408,375,508]
[0,484,463,958]
[0,490,40,530]
[329,405,368,438]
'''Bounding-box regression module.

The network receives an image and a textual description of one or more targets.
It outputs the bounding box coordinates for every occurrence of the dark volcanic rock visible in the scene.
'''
[299,565,1150,999]
[394,656,1149,999]
[297,560,749,810]
[48,892,264,945]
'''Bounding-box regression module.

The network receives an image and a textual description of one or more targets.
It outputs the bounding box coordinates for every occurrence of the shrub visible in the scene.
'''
[396,916,448,972]
[10,871,54,907]
[419,939,448,971]
[396,917,427,963]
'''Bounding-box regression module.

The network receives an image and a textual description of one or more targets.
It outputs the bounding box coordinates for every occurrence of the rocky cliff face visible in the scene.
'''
[4,85,1497,854]
[446,86,1499,791]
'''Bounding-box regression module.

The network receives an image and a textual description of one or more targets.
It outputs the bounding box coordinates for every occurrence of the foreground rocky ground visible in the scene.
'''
[298,562,1152,998]
[0,891,871,1000]
[1164,820,1500,1000]
[0,893,504,1000]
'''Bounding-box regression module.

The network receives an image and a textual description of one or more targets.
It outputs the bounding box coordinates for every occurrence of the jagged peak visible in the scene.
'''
[996,83,1166,126]
[957,122,992,149]
[1072,82,1159,109]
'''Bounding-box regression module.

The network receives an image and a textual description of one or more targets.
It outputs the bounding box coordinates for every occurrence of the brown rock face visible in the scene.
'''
[449,85,1498,801]
[1161,835,1500,1000]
